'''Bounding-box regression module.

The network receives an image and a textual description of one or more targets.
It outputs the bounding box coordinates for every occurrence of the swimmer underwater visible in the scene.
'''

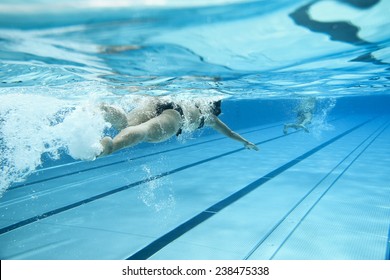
[98,96,259,157]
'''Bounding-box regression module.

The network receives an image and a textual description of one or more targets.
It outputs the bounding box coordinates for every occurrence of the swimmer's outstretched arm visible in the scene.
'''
[207,115,259,151]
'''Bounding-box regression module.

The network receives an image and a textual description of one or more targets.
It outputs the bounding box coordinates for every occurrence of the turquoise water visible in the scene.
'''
[0,0,389,259]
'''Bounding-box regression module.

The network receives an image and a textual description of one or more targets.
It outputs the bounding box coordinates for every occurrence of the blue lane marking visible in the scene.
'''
[9,123,283,190]
[244,119,390,260]
[0,123,303,235]
[9,116,345,190]
[386,225,390,260]
[126,118,374,260]
[269,120,390,260]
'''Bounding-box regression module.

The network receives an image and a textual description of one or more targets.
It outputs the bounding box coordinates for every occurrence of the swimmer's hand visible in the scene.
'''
[244,142,259,151]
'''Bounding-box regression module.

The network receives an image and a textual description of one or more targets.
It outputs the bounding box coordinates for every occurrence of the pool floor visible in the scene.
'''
[0,114,389,259]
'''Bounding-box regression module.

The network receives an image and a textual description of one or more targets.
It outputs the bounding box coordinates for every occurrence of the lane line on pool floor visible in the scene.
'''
[10,115,346,190]
[7,116,346,192]
[0,125,303,234]
[126,118,376,259]
[8,122,284,190]
[0,117,372,236]
[2,119,324,206]
[268,119,390,260]
[386,225,390,260]
[244,118,390,260]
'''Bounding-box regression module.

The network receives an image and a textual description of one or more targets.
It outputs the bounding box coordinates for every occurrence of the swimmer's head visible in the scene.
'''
[211,100,222,116]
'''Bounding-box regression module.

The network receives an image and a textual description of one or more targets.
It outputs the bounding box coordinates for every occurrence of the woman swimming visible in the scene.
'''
[283,97,316,134]
[99,96,259,156]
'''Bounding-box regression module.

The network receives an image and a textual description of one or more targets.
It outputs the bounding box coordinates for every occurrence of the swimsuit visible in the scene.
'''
[155,102,185,136]
[155,102,184,117]
[155,100,222,136]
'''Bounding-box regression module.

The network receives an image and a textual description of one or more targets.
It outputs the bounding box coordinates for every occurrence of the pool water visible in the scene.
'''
[0,0,389,260]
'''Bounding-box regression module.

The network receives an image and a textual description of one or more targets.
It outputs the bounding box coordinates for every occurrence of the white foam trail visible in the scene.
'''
[53,103,107,161]
[0,94,109,196]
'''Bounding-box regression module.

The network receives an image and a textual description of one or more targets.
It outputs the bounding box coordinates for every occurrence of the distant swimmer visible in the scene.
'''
[99,96,259,156]
[283,97,316,134]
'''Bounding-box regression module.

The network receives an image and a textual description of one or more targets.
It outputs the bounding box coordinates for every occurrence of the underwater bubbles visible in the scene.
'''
[0,93,109,195]
[137,163,176,215]
[311,98,337,139]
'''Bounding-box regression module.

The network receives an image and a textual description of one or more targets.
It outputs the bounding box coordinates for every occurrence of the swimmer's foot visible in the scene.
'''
[98,136,114,157]
[98,45,141,54]
[283,125,288,135]
[299,124,309,133]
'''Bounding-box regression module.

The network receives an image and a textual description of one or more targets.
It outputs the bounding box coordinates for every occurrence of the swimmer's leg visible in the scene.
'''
[299,115,312,133]
[99,109,182,156]
[126,107,156,126]
[297,124,310,133]
[100,104,128,131]
[283,123,296,134]
[283,124,289,134]
[284,123,306,134]
[142,109,182,142]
